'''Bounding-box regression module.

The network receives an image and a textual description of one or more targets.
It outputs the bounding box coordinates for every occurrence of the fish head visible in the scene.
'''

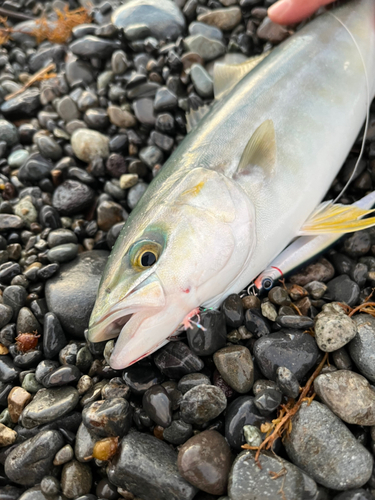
[88,168,256,369]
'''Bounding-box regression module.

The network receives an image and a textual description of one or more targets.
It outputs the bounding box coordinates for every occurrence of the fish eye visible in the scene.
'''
[262,277,273,290]
[130,240,162,270]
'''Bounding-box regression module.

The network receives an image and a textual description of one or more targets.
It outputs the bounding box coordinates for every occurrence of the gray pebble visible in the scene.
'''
[315,311,357,352]
[349,314,375,382]
[180,385,227,425]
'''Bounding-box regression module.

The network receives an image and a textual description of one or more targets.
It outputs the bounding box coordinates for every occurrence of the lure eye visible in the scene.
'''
[140,251,157,267]
[262,277,273,290]
[130,240,162,269]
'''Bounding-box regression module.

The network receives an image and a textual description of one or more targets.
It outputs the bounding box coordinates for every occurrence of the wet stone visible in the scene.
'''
[8,386,31,423]
[0,422,17,447]
[244,308,271,337]
[82,398,132,437]
[70,36,119,58]
[178,373,211,394]
[183,34,226,61]
[154,341,204,378]
[187,309,227,356]
[52,180,95,216]
[326,275,360,307]
[71,129,109,163]
[315,311,357,351]
[75,422,98,462]
[225,396,264,450]
[133,98,156,126]
[20,386,79,428]
[257,16,289,43]
[222,293,244,328]
[228,451,306,500]
[61,460,92,499]
[112,0,186,41]
[0,214,23,231]
[190,64,213,98]
[108,106,137,128]
[189,21,224,41]
[276,366,300,398]
[276,315,314,329]
[35,359,59,383]
[254,388,282,414]
[332,490,374,500]
[107,430,197,500]
[1,88,41,119]
[0,304,13,329]
[47,243,79,263]
[290,257,334,286]
[314,370,375,425]
[0,356,20,383]
[127,182,148,209]
[284,401,373,490]
[197,7,242,30]
[54,443,74,466]
[343,231,371,257]
[97,200,125,231]
[0,262,21,284]
[5,429,64,486]
[178,430,233,495]
[123,361,163,395]
[101,377,130,400]
[142,384,172,427]
[43,312,67,359]
[0,120,18,146]
[213,345,254,393]
[163,419,193,445]
[349,314,375,382]
[180,384,227,425]
[253,330,319,382]
[45,250,109,337]
[43,365,81,387]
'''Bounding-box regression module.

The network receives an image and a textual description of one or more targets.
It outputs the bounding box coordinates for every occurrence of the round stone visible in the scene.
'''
[142,384,172,427]
[180,385,227,425]
[61,460,92,499]
[71,129,109,162]
[177,430,233,495]
[52,180,95,216]
[0,119,18,146]
[213,345,254,393]
[315,311,357,352]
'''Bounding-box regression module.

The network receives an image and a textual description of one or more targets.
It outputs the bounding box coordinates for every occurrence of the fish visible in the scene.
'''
[88,0,375,369]
[254,190,375,295]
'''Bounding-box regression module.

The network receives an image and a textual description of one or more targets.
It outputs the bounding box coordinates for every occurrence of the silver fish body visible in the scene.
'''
[89,0,375,369]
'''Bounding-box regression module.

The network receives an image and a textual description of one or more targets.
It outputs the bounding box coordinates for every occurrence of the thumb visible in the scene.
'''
[268,0,336,25]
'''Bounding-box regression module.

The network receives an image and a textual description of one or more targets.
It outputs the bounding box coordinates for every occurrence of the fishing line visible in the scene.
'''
[328,11,370,205]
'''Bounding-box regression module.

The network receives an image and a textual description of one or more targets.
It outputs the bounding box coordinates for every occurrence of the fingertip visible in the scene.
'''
[268,0,292,24]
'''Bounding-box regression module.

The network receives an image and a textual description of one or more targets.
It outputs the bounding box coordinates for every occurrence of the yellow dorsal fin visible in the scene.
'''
[237,119,276,177]
[299,202,375,235]
[213,52,270,100]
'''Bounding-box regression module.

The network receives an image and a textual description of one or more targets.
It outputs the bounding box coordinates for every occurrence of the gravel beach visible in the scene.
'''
[0,0,374,499]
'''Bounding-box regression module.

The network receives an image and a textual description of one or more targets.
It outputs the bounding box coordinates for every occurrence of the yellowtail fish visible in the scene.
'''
[88,0,375,369]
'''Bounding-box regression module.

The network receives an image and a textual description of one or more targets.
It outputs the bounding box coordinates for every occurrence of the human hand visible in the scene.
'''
[268,0,337,25]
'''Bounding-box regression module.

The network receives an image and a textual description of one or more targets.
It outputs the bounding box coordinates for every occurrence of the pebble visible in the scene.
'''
[123,360,163,395]
[0,214,24,231]
[290,257,334,286]
[284,401,373,490]
[180,385,227,425]
[253,330,319,381]
[108,430,197,500]
[332,491,374,500]
[346,315,375,383]
[0,119,18,146]
[112,0,186,41]
[5,430,64,485]
[314,370,375,425]
[190,64,214,98]
[142,384,172,427]
[45,250,109,337]
[314,311,357,351]
[47,243,79,263]
[0,356,20,383]
[97,200,125,231]
[75,422,98,462]
[0,422,17,447]
[43,312,67,359]
[0,304,13,329]
[244,308,271,337]
[1,88,41,119]
[225,396,264,450]
[43,364,81,387]
[254,388,282,414]
[178,372,211,393]
[56,96,80,122]
[257,17,289,43]
[154,341,204,378]
[228,451,306,500]
[127,182,148,208]
[276,366,300,398]
[20,387,79,428]
[70,36,119,58]
[52,180,95,216]
[187,309,227,356]
[197,7,242,30]
[54,444,74,466]
[71,129,109,162]
[178,430,233,495]
[14,197,37,226]
[40,476,60,497]
[213,345,254,393]
[82,398,132,437]
[326,275,360,306]
[61,460,92,499]
[120,173,138,189]
[276,315,314,329]
[183,34,226,61]
[8,386,31,423]
[163,419,193,445]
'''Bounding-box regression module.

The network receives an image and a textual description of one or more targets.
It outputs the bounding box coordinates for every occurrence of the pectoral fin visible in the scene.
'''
[214,52,270,100]
[299,201,375,235]
[236,119,277,177]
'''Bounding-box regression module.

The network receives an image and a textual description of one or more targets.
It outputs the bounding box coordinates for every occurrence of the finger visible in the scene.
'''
[268,0,336,25]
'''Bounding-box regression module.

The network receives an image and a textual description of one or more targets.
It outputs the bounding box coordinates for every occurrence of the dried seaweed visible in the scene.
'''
[0,6,91,46]
[5,63,56,101]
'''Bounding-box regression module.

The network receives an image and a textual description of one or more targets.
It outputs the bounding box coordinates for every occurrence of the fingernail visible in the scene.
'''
[268,0,291,22]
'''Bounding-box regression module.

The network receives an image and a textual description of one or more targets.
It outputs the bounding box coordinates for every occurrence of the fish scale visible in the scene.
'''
[89,0,375,369]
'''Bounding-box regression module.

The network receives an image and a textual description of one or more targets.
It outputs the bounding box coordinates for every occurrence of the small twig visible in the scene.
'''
[0,8,34,21]
[290,303,303,316]
[348,302,375,317]
[5,63,56,100]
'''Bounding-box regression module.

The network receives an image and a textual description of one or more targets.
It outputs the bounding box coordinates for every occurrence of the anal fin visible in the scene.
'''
[299,202,375,235]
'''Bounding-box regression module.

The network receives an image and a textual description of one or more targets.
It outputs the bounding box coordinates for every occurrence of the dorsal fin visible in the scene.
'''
[237,119,276,177]
[214,52,270,100]
[186,104,211,133]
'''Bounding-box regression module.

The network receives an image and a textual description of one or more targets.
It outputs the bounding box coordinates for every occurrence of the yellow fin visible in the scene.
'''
[299,202,375,235]
[213,52,270,100]
[237,119,276,177]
